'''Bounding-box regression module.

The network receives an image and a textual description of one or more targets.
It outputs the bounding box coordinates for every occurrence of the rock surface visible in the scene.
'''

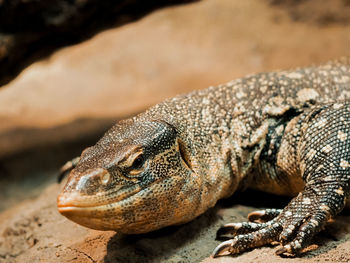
[0,0,195,86]
[1,0,350,262]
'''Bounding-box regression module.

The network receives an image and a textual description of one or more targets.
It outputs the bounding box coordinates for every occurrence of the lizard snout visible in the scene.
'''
[57,168,113,209]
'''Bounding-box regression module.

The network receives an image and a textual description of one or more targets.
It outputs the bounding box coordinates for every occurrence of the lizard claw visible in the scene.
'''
[216,224,237,240]
[213,220,283,257]
[212,239,236,258]
[248,208,282,223]
[275,246,288,255]
[216,221,268,240]
[213,184,345,257]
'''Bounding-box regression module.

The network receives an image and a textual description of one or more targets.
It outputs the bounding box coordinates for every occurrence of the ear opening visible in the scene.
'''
[177,138,193,171]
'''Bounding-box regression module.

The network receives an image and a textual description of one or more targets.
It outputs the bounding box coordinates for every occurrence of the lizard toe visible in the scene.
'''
[279,214,309,244]
[276,210,329,255]
[213,221,283,257]
[276,236,310,256]
[216,221,269,240]
[248,208,282,223]
[212,239,237,257]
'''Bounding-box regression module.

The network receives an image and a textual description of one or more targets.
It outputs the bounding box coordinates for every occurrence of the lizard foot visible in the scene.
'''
[216,208,282,240]
[213,219,282,257]
[213,189,343,257]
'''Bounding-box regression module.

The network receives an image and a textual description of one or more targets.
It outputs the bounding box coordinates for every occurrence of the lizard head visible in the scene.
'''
[57,119,200,233]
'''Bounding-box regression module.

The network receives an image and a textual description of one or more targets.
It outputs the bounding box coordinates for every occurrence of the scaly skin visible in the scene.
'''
[57,58,350,257]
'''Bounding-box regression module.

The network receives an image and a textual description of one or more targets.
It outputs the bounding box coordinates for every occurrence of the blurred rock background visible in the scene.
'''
[1,0,350,262]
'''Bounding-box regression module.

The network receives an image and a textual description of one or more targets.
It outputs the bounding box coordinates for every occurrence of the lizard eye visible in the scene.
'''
[129,154,145,176]
[132,155,144,169]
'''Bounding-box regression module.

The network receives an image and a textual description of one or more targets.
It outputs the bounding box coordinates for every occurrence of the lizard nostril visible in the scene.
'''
[101,171,111,185]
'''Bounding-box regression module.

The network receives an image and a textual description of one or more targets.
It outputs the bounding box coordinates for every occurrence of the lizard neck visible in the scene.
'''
[182,117,271,213]
[138,92,270,208]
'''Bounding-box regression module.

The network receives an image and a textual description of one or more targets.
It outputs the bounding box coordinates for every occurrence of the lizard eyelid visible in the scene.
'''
[117,146,143,167]
[127,152,147,178]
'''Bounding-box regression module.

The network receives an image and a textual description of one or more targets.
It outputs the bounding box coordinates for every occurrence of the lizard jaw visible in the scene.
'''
[57,174,201,233]
[57,183,143,231]
[57,192,141,231]
[57,204,125,231]
[57,183,140,208]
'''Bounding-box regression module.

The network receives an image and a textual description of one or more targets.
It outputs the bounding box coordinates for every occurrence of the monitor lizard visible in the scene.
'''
[57,57,350,257]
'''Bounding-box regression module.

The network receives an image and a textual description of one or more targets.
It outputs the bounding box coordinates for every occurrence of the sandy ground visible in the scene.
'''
[1,184,350,263]
[1,0,350,262]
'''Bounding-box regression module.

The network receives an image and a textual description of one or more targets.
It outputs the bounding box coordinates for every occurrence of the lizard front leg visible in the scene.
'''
[213,103,350,257]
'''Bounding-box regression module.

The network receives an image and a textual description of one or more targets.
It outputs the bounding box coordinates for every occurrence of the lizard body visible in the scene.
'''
[57,58,350,256]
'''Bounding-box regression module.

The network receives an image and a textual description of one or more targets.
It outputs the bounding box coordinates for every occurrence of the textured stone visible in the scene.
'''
[0,0,196,86]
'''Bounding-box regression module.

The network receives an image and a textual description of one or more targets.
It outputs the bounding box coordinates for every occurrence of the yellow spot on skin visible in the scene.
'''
[324,175,333,181]
[315,118,327,128]
[337,130,347,142]
[263,96,290,116]
[297,88,319,103]
[334,75,350,83]
[333,103,343,110]
[310,219,319,226]
[315,164,324,172]
[303,197,311,204]
[320,204,330,211]
[236,90,246,99]
[287,225,295,231]
[321,145,333,154]
[260,86,267,93]
[275,125,284,136]
[300,161,306,175]
[335,187,344,196]
[305,149,317,160]
[285,211,292,216]
[340,159,350,169]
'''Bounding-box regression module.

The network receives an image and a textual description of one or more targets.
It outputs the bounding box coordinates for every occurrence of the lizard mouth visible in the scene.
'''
[57,204,124,231]
[57,185,141,231]
[57,183,141,209]
[56,182,159,232]
[57,175,194,233]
